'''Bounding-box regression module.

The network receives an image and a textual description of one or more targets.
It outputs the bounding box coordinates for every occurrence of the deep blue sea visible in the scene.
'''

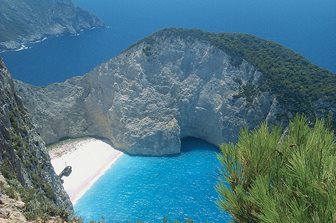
[74,138,231,223]
[1,0,335,85]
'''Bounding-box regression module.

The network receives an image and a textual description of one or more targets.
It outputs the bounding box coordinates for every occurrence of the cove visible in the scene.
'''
[74,138,231,222]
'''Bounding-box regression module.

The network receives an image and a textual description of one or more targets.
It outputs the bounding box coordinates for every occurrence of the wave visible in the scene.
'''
[13,45,31,52]
[31,37,48,44]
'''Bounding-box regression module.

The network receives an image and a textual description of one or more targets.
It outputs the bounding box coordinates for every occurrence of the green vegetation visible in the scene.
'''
[142,28,336,121]
[0,161,16,180]
[1,106,69,221]
[1,163,69,221]
[217,115,336,222]
[0,181,18,199]
[142,45,153,57]
[207,32,336,117]
[232,79,259,106]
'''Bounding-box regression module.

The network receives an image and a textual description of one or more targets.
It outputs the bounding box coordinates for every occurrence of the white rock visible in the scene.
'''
[16,30,279,155]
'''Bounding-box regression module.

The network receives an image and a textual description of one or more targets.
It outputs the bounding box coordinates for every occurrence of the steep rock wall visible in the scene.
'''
[15,30,282,155]
[0,58,73,220]
[15,29,335,155]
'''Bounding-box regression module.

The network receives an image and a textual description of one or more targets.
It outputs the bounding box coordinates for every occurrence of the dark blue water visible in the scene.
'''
[1,0,335,86]
[74,138,230,223]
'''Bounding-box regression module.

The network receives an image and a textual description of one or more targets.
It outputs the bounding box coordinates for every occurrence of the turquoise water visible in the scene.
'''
[74,138,231,223]
[1,0,335,85]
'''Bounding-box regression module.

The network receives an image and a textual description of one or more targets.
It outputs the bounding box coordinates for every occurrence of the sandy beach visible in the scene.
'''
[49,138,123,204]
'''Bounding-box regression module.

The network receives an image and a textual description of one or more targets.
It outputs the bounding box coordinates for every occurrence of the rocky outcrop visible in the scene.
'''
[0,0,103,51]
[0,175,27,222]
[0,58,73,220]
[15,29,336,156]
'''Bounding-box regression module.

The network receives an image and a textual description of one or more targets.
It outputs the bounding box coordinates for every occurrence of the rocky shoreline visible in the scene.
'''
[0,0,104,52]
[0,26,103,53]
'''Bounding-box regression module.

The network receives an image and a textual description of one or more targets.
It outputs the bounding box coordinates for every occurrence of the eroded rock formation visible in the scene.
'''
[0,58,73,220]
[15,29,336,155]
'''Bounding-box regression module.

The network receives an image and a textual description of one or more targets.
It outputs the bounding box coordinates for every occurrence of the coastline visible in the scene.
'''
[49,137,123,204]
[0,26,103,54]
[0,37,47,53]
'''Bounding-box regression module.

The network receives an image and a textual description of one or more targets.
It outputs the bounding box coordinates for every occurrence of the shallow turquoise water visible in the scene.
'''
[74,138,231,223]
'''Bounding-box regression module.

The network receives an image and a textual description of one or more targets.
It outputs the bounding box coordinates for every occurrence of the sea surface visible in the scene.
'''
[1,0,335,85]
[74,138,231,223]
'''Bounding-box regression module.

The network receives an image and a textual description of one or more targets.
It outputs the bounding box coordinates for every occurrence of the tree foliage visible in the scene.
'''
[207,33,336,118]
[217,115,336,223]
[142,29,336,122]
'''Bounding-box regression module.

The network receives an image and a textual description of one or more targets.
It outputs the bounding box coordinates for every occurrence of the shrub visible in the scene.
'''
[0,161,16,180]
[0,184,18,199]
[217,115,336,222]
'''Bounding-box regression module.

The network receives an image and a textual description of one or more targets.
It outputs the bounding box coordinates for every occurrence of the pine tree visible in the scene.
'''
[217,115,336,223]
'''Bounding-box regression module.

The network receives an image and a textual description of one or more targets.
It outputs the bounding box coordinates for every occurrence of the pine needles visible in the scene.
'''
[217,115,336,223]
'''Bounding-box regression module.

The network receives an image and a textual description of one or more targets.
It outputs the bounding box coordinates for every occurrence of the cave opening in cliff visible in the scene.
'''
[180,137,220,153]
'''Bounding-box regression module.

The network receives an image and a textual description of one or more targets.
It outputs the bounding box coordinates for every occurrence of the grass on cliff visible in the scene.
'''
[217,115,336,222]
[1,109,70,221]
[0,162,69,221]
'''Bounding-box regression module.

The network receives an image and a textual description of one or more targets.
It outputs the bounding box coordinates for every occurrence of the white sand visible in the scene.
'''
[49,138,123,204]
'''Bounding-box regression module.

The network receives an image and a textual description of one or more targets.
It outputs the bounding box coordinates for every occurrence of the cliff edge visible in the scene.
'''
[0,58,73,221]
[16,29,336,155]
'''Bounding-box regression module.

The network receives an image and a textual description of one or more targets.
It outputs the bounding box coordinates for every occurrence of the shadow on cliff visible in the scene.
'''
[180,137,220,153]
[124,137,220,158]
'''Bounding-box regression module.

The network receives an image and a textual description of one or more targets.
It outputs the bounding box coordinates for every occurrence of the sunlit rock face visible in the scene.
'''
[0,58,73,217]
[15,29,306,155]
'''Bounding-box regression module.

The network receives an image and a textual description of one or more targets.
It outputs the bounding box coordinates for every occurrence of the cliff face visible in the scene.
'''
[15,29,336,156]
[0,0,103,51]
[0,58,73,221]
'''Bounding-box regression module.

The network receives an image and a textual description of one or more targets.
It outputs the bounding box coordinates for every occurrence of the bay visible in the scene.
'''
[1,0,335,86]
[74,138,231,223]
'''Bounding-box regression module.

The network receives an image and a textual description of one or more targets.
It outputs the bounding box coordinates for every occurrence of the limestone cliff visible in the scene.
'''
[0,0,103,51]
[0,58,73,221]
[15,29,336,156]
